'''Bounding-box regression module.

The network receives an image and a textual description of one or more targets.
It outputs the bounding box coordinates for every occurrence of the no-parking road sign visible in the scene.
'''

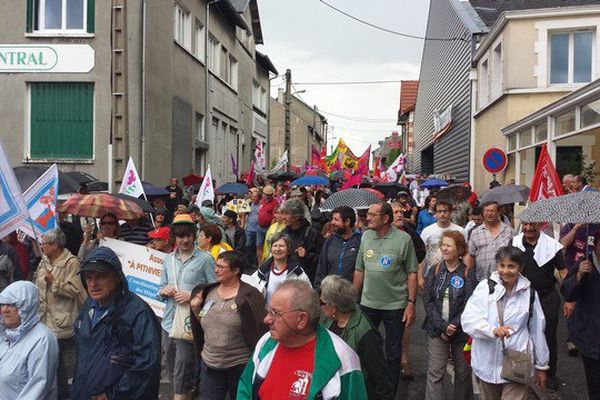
[482,148,507,174]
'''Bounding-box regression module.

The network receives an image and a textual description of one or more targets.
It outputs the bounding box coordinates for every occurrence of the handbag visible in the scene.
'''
[495,288,535,384]
[168,254,194,342]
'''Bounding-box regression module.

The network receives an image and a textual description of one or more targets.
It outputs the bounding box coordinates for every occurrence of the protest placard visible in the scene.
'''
[102,238,165,318]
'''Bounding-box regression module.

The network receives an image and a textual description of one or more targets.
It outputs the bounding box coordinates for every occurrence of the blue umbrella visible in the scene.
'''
[421,178,448,188]
[216,182,249,195]
[141,181,169,196]
[291,176,329,186]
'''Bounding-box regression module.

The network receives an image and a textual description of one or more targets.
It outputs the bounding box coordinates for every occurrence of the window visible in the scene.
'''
[220,46,228,79]
[228,55,238,89]
[508,134,517,152]
[550,30,594,84]
[253,81,268,112]
[491,43,502,97]
[195,23,205,60]
[520,129,532,148]
[479,60,489,107]
[32,0,89,32]
[29,82,93,159]
[208,36,219,72]
[196,113,205,141]
[534,121,548,143]
[174,4,191,49]
[581,98,600,128]
[555,109,576,136]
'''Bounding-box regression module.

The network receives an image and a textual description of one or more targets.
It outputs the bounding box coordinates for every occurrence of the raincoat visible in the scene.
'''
[461,272,549,384]
[0,281,59,400]
[71,248,161,399]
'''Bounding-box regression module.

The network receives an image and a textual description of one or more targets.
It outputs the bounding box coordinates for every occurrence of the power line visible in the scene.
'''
[333,126,395,133]
[320,109,396,122]
[320,0,467,42]
[294,79,402,86]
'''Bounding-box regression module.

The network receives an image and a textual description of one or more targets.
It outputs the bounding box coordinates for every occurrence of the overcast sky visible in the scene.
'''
[258,0,430,156]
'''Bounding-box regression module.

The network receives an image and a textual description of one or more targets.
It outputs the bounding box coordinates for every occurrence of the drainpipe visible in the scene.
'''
[469,68,477,188]
[140,0,147,178]
[205,0,219,174]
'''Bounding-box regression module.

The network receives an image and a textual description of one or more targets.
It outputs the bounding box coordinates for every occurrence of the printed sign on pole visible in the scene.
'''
[482,148,508,174]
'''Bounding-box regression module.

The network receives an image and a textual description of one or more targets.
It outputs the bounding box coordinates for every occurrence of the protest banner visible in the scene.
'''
[102,237,166,317]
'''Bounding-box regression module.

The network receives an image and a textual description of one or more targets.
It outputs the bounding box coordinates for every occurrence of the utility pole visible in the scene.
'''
[284,68,292,171]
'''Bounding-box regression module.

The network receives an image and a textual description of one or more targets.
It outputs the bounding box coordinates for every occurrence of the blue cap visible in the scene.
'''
[80,246,122,274]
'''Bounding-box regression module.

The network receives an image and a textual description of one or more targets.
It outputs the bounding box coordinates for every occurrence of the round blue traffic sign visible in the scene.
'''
[482,148,507,174]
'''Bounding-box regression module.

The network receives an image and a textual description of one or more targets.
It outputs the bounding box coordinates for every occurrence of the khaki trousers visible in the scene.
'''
[478,378,529,400]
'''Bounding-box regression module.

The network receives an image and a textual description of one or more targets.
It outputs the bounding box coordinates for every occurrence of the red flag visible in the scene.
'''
[318,146,328,173]
[311,145,321,168]
[341,163,368,190]
[357,145,371,166]
[529,144,563,202]
[245,161,255,187]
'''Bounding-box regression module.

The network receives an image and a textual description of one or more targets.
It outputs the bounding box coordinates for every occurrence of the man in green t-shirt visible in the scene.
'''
[353,202,418,390]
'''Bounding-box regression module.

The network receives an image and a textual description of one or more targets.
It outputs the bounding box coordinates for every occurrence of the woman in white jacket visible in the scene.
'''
[462,246,549,399]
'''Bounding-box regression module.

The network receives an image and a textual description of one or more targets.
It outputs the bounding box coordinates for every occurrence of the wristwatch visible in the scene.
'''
[408,298,416,305]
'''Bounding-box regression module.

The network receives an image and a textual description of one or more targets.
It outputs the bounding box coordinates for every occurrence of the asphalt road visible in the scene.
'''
[160,291,589,400]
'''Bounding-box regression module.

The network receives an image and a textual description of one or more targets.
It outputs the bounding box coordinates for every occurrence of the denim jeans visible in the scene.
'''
[361,305,405,389]
[200,359,246,400]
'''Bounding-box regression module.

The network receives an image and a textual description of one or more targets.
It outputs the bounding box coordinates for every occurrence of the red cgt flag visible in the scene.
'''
[529,144,563,202]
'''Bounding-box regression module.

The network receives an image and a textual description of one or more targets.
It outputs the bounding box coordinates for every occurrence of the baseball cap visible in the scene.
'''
[148,226,171,241]
[263,186,275,195]
[80,247,121,274]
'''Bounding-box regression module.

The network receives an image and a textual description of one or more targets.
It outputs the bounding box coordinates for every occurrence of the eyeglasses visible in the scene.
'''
[265,305,303,319]
[366,212,382,217]
[214,264,230,271]
[100,221,117,226]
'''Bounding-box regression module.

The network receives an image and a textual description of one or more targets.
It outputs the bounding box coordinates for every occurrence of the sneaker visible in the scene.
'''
[546,376,559,391]
[567,341,579,356]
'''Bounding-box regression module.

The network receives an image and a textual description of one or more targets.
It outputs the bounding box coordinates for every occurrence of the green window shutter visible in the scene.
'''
[26,0,34,33]
[87,0,95,33]
[30,83,94,160]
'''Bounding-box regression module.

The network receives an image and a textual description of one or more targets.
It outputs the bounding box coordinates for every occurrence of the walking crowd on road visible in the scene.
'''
[1,173,600,400]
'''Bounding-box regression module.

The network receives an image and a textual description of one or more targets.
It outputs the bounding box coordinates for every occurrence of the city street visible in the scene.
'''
[158,294,589,400]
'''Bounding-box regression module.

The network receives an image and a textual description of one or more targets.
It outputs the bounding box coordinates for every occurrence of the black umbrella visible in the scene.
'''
[14,165,80,195]
[65,171,100,184]
[480,185,530,205]
[85,181,109,192]
[113,193,155,213]
[320,188,380,211]
[267,171,298,182]
[373,182,409,198]
[436,184,472,203]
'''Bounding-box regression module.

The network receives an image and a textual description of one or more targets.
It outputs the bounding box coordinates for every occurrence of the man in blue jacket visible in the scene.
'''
[72,247,161,400]
[314,206,361,288]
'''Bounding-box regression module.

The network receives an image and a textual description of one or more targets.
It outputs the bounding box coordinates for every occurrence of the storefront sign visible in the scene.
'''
[433,105,453,141]
[0,44,94,73]
[102,238,166,318]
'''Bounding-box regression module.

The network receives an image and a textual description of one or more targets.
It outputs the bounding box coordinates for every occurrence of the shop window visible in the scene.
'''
[29,82,94,159]
[555,109,576,136]
[581,98,600,128]
[534,121,548,143]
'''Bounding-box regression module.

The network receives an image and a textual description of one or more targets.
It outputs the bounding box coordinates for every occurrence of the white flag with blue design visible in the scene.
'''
[0,140,29,239]
[20,164,59,240]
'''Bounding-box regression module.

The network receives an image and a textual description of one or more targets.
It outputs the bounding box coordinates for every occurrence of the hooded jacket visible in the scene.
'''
[71,247,161,400]
[0,281,59,400]
[35,247,86,339]
[314,231,361,288]
[255,256,311,300]
[237,324,367,400]
[461,272,549,384]
[283,218,324,283]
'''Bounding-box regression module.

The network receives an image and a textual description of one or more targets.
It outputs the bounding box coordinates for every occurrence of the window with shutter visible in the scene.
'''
[29,82,94,160]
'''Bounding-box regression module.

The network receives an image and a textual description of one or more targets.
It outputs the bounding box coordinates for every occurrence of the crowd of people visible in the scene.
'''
[0,173,599,400]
